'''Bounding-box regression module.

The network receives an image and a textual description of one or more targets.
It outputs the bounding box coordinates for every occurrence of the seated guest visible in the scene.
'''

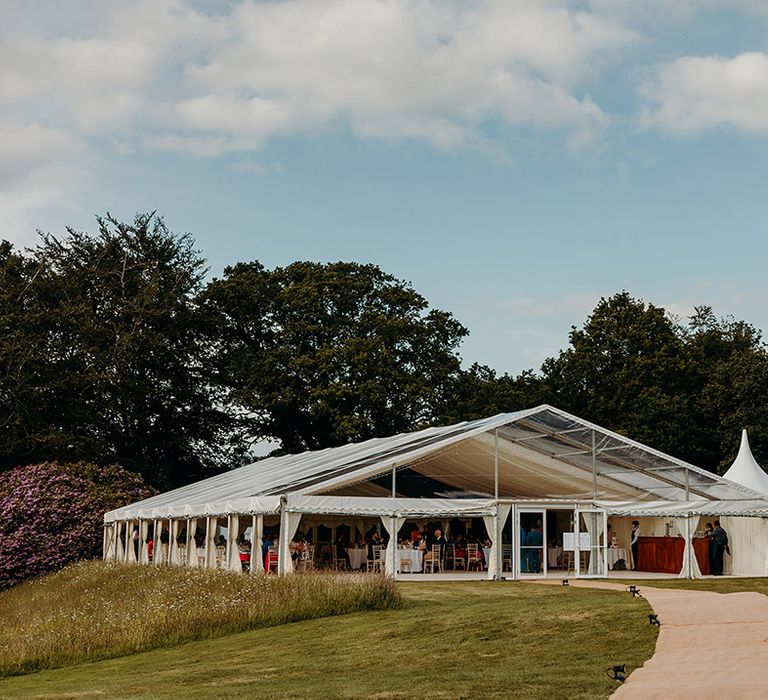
[454,533,467,562]
[410,527,422,544]
[367,531,382,560]
[335,534,351,568]
[424,528,446,565]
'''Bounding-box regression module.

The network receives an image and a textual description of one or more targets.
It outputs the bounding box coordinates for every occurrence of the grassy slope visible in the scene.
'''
[0,581,656,700]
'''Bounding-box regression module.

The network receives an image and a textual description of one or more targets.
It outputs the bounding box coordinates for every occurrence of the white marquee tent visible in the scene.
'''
[104,405,768,579]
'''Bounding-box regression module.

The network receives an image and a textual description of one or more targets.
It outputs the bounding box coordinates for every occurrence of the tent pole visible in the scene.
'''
[494,429,499,500]
[392,464,396,497]
[591,431,597,500]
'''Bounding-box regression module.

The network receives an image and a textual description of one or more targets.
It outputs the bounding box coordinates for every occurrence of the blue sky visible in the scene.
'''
[3,1,768,374]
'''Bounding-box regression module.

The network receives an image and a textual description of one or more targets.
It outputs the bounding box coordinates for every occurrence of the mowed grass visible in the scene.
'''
[0,580,657,699]
[0,561,400,678]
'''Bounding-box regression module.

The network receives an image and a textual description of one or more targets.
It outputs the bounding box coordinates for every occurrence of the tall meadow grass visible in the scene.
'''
[0,560,401,677]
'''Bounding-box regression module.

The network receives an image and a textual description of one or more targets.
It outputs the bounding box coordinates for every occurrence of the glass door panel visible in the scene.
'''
[518,510,546,577]
[576,509,607,578]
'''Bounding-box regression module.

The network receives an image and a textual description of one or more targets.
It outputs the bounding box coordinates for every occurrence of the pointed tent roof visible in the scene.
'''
[106,405,768,522]
[722,430,768,495]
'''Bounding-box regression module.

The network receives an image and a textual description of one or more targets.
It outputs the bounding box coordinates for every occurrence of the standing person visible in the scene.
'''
[630,521,640,571]
[526,521,543,573]
[710,520,729,575]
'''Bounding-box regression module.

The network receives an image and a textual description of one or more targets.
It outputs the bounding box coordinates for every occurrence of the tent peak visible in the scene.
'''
[722,429,768,495]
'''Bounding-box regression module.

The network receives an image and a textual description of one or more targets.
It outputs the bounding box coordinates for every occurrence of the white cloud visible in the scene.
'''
[640,52,768,133]
[177,0,633,154]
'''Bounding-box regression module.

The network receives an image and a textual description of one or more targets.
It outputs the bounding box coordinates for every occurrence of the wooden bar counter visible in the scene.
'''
[636,536,710,574]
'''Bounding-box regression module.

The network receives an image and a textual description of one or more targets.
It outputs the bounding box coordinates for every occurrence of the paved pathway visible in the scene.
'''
[536,579,768,699]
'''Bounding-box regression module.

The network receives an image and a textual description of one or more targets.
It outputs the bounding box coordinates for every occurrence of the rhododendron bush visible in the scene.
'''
[0,462,154,588]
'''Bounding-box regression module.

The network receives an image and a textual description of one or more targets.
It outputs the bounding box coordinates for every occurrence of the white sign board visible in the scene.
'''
[563,532,592,551]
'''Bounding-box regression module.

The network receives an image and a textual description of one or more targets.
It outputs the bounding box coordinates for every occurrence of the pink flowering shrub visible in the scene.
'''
[0,462,154,589]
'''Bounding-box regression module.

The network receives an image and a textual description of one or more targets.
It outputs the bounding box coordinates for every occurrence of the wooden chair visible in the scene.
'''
[424,544,443,574]
[215,545,226,569]
[467,543,483,571]
[502,544,512,572]
[267,545,279,573]
[332,544,347,571]
[451,544,466,571]
[398,547,412,573]
[368,545,384,573]
[304,544,316,572]
[179,545,188,566]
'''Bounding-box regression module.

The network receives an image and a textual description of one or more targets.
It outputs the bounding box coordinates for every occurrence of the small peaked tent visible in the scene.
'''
[722,430,768,496]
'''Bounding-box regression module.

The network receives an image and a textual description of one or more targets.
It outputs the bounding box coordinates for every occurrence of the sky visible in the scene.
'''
[2,0,768,375]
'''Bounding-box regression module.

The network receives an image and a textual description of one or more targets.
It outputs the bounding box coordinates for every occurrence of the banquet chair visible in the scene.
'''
[424,545,443,574]
[179,545,188,566]
[267,545,279,573]
[332,545,347,571]
[215,546,226,569]
[305,544,316,571]
[452,544,466,571]
[368,545,384,574]
[502,544,512,572]
[467,544,483,571]
[398,547,412,573]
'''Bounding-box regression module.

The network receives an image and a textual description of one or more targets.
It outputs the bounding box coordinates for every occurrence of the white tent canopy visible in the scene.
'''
[106,405,765,523]
[722,430,768,496]
[104,405,768,579]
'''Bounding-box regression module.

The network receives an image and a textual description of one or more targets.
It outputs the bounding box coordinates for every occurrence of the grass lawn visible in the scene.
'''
[0,581,656,699]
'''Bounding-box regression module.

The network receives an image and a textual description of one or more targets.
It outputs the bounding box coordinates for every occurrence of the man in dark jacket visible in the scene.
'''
[710,520,729,575]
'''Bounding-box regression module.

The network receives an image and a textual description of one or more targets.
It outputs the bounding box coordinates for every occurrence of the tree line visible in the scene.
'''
[2,213,767,489]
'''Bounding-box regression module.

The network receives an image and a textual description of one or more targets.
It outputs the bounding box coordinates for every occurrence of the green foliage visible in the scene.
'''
[536,293,768,472]
[0,214,239,488]
[200,260,468,451]
[0,561,401,678]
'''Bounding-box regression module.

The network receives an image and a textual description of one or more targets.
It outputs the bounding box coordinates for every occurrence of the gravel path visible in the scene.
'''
[535,579,768,699]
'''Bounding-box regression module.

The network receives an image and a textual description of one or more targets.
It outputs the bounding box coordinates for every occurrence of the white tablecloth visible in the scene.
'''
[397,548,423,573]
[607,547,628,570]
[347,548,367,570]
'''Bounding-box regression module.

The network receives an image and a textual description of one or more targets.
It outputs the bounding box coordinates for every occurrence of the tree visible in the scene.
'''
[0,213,237,488]
[437,363,544,424]
[539,292,700,463]
[685,307,768,472]
[200,261,468,452]
[0,461,154,589]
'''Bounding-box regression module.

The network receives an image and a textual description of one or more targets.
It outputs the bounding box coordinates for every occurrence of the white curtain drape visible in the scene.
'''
[205,516,217,568]
[278,510,303,574]
[720,516,768,576]
[674,516,702,578]
[581,513,602,575]
[103,525,116,561]
[187,517,198,567]
[381,516,405,577]
[138,520,149,564]
[483,504,511,580]
[127,521,138,563]
[169,519,179,565]
[228,516,242,572]
[152,519,161,566]
[250,515,264,573]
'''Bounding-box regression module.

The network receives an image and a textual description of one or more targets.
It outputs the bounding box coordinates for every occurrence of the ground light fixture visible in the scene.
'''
[648,613,660,626]
[605,665,626,683]
[562,579,569,586]
[628,585,642,597]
